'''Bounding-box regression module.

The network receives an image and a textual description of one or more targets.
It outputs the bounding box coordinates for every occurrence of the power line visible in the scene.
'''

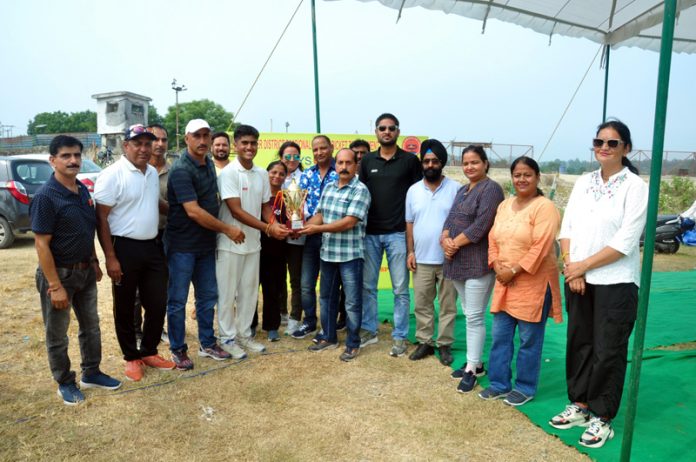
[229,0,305,130]
[538,44,603,162]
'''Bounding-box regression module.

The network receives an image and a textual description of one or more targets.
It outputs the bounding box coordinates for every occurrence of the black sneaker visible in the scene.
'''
[503,390,534,406]
[308,340,338,352]
[172,349,194,370]
[456,370,477,393]
[478,387,508,400]
[451,363,486,380]
[291,324,316,339]
[438,345,454,366]
[340,347,360,362]
[408,343,435,361]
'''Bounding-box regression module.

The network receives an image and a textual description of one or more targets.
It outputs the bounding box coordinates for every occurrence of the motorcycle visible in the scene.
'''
[641,215,696,254]
[97,146,115,167]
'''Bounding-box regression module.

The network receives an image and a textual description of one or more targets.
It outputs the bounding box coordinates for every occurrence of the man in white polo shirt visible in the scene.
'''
[94,124,175,382]
[405,139,460,366]
[216,124,289,357]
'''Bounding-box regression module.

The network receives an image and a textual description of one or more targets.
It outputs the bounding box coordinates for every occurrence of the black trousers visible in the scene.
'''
[259,248,288,331]
[286,243,304,321]
[564,281,638,420]
[112,236,168,361]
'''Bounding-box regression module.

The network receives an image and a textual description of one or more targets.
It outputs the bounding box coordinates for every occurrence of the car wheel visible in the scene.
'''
[0,216,16,249]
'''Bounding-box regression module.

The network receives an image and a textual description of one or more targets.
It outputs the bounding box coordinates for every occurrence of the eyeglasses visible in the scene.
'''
[377,125,398,132]
[592,138,624,149]
[284,154,301,161]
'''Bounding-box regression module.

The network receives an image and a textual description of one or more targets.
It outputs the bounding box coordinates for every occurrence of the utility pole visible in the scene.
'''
[171,79,187,152]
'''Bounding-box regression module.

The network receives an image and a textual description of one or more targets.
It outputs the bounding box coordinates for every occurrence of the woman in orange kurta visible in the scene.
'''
[478,156,561,407]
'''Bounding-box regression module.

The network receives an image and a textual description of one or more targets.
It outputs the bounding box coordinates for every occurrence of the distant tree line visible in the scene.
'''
[27,99,238,150]
[27,110,98,134]
[488,157,694,176]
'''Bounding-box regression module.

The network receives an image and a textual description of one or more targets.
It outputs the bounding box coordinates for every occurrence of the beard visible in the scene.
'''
[424,167,443,181]
[213,152,229,161]
[379,138,397,147]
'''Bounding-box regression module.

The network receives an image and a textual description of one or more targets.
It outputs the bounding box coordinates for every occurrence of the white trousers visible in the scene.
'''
[452,272,495,370]
[216,250,260,342]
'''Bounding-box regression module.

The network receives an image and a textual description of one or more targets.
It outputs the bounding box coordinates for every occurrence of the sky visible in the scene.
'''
[1,0,695,161]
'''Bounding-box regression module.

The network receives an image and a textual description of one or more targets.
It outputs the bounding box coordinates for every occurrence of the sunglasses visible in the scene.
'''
[592,138,624,149]
[377,125,398,132]
[284,154,301,161]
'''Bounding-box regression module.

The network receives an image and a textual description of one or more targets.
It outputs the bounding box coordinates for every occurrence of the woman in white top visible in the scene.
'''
[549,120,648,449]
[278,141,305,334]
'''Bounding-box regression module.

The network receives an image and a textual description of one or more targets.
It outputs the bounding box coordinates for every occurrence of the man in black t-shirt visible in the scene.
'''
[165,119,245,370]
[358,113,422,357]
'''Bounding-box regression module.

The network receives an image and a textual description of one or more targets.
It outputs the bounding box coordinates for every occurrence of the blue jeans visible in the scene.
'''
[488,286,552,397]
[362,232,410,339]
[300,234,322,330]
[167,251,218,352]
[318,258,363,349]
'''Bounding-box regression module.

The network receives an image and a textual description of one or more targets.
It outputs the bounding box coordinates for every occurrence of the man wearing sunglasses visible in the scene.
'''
[359,113,423,357]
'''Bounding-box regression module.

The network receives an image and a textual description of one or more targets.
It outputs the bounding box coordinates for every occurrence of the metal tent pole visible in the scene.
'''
[602,44,610,122]
[620,1,677,460]
[311,0,322,133]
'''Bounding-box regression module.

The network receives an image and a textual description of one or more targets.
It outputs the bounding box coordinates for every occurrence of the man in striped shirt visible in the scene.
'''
[299,148,371,361]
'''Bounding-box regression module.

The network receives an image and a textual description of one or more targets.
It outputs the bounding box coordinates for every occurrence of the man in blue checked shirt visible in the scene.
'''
[299,148,371,362]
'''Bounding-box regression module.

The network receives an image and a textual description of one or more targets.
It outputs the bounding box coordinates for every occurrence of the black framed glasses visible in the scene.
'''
[377,125,398,132]
[592,138,624,149]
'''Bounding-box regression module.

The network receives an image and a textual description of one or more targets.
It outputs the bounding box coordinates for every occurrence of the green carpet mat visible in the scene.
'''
[376,271,696,461]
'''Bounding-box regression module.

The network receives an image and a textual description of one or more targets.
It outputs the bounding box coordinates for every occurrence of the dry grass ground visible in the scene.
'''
[2,223,693,460]
[0,235,591,462]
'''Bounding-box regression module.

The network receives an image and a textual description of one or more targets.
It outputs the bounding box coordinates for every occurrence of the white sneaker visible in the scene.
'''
[549,404,590,429]
[221,340,248,360]
[237,335,267,353]
[579,417,614,448]
[285,318,300,336]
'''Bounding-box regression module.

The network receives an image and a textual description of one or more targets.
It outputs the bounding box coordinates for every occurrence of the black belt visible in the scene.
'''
[113,235,157,243]
[56,261,91,270]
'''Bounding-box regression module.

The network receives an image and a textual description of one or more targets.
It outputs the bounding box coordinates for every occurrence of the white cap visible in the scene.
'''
[185,119,211,134]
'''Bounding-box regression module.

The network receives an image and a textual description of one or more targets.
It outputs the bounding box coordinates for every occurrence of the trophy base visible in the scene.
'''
[289,220,304,230]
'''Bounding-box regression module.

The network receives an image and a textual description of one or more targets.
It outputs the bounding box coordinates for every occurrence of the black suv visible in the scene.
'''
[0,154,54,248]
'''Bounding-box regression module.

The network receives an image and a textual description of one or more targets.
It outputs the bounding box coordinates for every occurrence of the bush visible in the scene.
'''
[659,177,696,214]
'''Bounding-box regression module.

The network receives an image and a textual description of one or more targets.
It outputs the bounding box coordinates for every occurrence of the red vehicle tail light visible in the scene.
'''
[5,181,29,205]
[81,178,95,193]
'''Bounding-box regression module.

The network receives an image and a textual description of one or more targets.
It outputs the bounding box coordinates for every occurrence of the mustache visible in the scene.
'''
[67,164,80,168]
[339,169,350,174]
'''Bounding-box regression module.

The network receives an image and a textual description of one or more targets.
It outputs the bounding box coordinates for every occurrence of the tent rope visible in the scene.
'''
[537,43,603,162]
[229,0,305,130]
